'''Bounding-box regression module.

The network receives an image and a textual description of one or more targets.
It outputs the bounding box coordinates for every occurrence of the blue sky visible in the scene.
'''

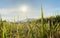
[0,0,60,21]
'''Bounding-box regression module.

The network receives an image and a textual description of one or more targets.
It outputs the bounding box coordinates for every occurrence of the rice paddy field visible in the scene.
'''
[0,0,60,38]
[0,7,60,38]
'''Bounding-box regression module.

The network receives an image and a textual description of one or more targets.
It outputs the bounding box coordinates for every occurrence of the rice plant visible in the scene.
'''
[41,5,44,38]
[0,7,60,38]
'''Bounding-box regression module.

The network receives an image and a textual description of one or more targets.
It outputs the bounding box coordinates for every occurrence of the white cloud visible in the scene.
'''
[0,5,34,21]
[1,5,60,22]
[0,8,15,14]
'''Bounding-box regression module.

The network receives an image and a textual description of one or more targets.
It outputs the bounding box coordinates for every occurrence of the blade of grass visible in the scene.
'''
[41,5,44,38]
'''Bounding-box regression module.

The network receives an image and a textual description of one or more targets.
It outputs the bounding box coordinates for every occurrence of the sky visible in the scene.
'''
[0,0,60,22]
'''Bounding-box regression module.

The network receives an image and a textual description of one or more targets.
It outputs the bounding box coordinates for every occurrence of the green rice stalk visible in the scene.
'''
[29,25,35,38]
[0,16,4,38]
[17,16,20,38]
[41,5,44,38]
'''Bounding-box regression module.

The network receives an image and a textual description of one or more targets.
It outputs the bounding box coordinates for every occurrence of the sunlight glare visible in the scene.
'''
[20,5,28,13]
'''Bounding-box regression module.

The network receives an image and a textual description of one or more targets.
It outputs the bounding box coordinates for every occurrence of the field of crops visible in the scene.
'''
[0,7,60,38]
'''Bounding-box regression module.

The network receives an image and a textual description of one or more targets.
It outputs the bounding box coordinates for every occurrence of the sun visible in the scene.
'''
[20,5,28,13]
